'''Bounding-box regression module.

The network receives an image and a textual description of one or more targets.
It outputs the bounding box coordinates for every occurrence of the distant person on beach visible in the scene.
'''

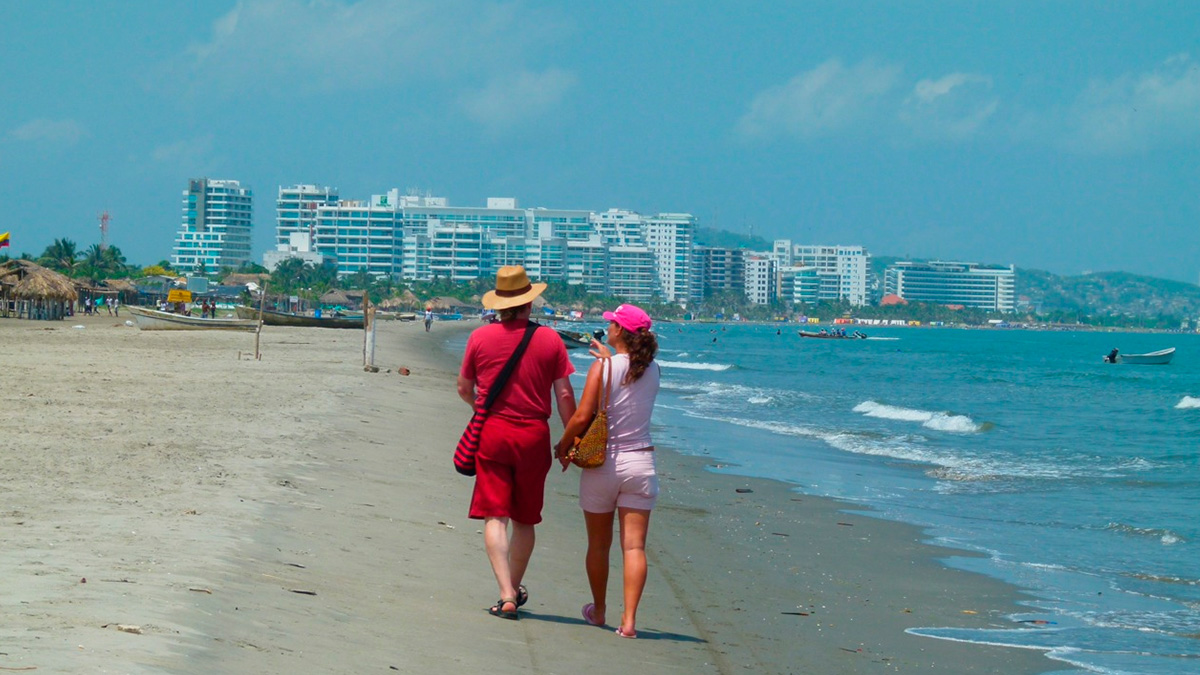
[555,303,660,639]
[457,266,576,621]
[112,296,119,316]
[424,308,433,332]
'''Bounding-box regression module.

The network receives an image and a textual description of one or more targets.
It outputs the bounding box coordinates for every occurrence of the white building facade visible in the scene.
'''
[172,178,253,271]
[773,240,870,306]
[883,261,1016,312]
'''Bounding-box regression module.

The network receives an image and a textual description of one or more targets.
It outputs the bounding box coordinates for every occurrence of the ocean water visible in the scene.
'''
[562,323,1200,675]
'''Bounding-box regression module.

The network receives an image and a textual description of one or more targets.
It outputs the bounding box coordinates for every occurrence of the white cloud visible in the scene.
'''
[9,118,85,145]
[170,0,567,98]
[152,135,216,168]
[458,68,577,133]
[1064,54,1200,153]
[901,73,998,140]
[736,59,902,140]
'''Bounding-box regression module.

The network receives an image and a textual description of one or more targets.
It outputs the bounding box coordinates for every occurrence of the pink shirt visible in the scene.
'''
[603,354,660,453]
[461,320,574,421]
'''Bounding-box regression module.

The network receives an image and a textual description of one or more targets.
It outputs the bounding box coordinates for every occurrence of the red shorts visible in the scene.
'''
[468,415,552,524]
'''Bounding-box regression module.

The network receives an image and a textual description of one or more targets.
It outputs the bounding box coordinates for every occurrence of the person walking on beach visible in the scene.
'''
[555,303,660,638]
[424,307,433,332]
[457,266,576,621]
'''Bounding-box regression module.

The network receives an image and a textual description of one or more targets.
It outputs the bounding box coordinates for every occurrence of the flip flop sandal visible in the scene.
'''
[615,626,637,639]
[488,598,519,620]
[516,585,529,608]
[582,603,604,626]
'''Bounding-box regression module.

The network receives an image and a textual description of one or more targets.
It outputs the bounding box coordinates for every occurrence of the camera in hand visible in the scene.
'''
[593,329,605,341]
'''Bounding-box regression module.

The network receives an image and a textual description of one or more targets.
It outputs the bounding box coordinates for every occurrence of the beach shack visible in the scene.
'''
[0,260,78,320]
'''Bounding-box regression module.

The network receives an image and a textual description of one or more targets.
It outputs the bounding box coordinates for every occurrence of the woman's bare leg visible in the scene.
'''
[617,507,651,635]
[583,510,615,624]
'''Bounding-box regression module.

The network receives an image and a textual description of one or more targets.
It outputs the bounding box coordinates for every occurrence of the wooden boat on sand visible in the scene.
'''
[127,306,258,331]
[236,307,364,329]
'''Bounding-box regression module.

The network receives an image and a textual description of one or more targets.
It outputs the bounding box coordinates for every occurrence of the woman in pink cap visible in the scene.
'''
[555,303,660,638]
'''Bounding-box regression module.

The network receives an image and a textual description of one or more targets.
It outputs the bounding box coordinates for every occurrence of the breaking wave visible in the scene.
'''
[853,400,985,433]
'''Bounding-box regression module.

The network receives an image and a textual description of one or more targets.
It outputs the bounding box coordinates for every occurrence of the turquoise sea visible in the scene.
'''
[558,323,1200,675]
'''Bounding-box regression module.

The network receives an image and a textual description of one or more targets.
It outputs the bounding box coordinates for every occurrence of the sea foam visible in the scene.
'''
[658,360,732,371]
[854,400,983,433]
[1174,396,1200,409]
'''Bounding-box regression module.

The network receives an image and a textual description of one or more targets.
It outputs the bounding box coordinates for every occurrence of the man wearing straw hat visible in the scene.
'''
[457,266,577,620]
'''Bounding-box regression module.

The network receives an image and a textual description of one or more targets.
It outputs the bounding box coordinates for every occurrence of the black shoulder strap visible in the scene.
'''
[481,322,540,411]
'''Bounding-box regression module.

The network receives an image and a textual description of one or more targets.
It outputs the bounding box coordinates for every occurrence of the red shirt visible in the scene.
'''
[461,320,574,421]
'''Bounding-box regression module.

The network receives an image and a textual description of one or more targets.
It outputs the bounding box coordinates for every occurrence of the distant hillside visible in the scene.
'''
[694,227,771,251]
[1018,269,1200,318]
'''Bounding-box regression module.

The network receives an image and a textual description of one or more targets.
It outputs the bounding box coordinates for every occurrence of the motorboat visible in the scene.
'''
[799,330,867,340]
[1104,347,1174,365]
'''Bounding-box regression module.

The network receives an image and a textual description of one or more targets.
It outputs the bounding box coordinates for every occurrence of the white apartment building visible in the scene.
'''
[744,256,777,305]
[172,178,253,271]
[264,231,326,271]
[773,240,870,306]
[884,261,1016,312]
[276,184,339,248]
[644,213,698,304]
[266,185,703,302]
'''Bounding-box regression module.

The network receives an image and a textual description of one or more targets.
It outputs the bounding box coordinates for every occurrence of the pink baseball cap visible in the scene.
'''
[603,304,652,333]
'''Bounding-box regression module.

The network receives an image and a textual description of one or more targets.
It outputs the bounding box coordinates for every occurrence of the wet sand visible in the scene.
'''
[0,313,1057,673]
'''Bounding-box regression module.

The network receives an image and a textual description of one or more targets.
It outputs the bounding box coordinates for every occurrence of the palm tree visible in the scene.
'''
[39,238,80,276]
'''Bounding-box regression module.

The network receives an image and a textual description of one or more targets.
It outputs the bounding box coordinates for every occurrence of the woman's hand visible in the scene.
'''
[554,439,574,471]
[588,339,611,359]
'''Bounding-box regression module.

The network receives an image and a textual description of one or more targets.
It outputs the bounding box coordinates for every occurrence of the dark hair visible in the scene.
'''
[623,328,658,384]
[498,302,531,322]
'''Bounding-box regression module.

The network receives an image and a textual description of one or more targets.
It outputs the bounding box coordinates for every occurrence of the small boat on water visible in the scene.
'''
[127,306,258,331]
[799,330,867,340]
[556,328,595,350]
[236,307,364,329]
[1104,347,1175,365]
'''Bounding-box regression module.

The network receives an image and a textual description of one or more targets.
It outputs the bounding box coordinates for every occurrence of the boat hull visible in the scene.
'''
[128,306,258,331]
[1113,348,1175,365]
[236,307,364,329]
[799,330,866,339]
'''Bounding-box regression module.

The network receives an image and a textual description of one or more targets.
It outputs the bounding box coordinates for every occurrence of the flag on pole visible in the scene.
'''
[0,231,10,248]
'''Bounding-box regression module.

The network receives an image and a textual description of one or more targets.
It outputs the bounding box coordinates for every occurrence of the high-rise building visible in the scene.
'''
[172,178,253,272]
[744,256,777,305]
[883,261,1015,312]
[773,240,870,306]
[276,184,339,249]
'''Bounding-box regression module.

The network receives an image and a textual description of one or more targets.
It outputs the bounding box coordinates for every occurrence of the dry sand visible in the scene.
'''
[0,313,1058,674]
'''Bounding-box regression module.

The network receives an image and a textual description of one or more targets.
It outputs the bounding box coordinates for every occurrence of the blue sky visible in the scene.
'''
[2,1,1197,281]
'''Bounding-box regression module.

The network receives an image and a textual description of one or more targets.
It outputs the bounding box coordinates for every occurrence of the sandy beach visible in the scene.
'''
[0,313,1057,674]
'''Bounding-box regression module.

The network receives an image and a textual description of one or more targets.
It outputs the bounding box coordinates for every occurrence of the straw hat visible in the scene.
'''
[482,266,547,310]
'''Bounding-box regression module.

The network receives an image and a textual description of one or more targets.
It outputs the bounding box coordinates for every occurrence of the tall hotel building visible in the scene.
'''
[172,178,253,271]
[883,261,1015,312]
[772,240,870,306]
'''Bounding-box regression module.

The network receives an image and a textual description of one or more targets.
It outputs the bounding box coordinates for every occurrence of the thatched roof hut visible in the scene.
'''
[320,289,354,307]
[223,273,269,287]
[0,260,78,320]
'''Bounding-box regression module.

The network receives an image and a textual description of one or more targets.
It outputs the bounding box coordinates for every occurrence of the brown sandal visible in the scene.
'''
[488,597,519,620]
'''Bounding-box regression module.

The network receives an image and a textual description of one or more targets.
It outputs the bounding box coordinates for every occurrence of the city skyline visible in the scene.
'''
[2,2,1197,281]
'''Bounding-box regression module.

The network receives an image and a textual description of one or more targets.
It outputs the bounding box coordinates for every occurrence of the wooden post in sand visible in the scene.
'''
[363,295,376,368]
[254,283,267,361]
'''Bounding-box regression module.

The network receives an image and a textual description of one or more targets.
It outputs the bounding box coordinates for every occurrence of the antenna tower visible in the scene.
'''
[98,211,111,250]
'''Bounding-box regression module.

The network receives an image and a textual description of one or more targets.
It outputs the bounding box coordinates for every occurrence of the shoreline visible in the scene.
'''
[0,314,1061,673]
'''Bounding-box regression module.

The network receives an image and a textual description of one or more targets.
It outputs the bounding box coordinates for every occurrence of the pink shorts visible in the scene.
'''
[578,449,658,513]
[469,415,552,524]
